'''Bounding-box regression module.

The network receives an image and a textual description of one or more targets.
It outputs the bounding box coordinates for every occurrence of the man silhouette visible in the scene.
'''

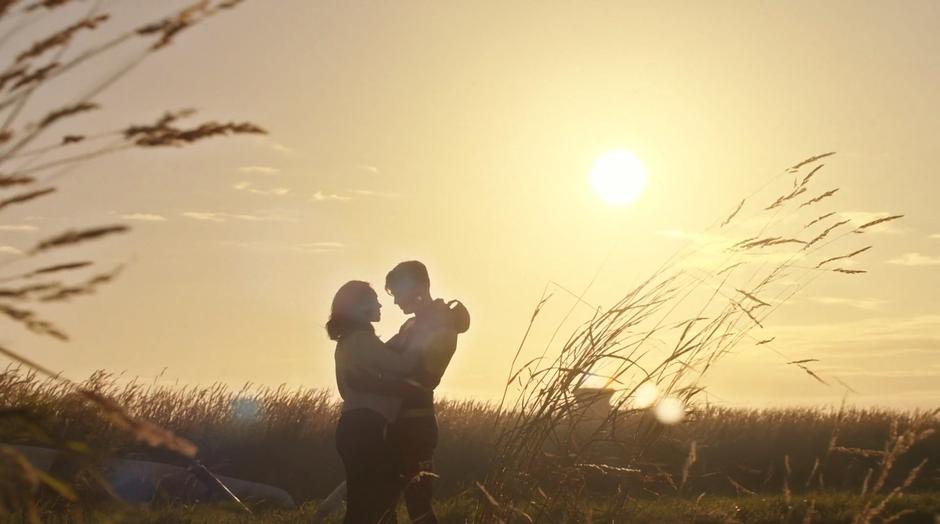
[384,261,469,524]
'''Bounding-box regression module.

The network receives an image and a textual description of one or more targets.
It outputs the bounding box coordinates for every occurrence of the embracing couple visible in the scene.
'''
[326,261,470,523]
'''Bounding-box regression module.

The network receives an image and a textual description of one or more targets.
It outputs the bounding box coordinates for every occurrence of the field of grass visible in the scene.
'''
[7,492,940,523]
[1,368,937,522]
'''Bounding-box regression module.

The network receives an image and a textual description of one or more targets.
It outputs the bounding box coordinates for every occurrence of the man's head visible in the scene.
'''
[385,260,431,314]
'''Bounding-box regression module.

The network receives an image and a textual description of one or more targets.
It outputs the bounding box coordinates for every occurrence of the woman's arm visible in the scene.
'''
[344,368,429,397]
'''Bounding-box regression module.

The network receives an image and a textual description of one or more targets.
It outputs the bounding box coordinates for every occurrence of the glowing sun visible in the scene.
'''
[590,150,648,205]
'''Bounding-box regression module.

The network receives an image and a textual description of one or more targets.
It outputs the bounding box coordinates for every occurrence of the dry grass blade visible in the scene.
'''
[831,446,885,458]
[37,101,98,129]
[24,261,92,277]
[816,246,872,268]
[10,62,58,90]
[801,500,816,524]
[799,188,839,209]
[786,359,819,365]
[854,214,904,232]
[680,440,696,490]
[0,282,61,300]
[721,199,745,227]
[131,120,265,147]
[805,219,850,248]
[0,187,54,211]
[29,224,128,254]
[726,475,757,496]
[733,300,764,328]
[797,364,828,386]
[716,262,744,276]
[0,303,67,340]
[798,164,826,187]
[0,173,33,187]
[736,289,770,307]
[805,212,835,228]
[476,481,501,510]
[788,152,836,172]
[832,268,866,274]
[78,389,198,458]
[39,265,122,301]
[765,186,808,211]
[16,14,109,63]
[756,337,775,345]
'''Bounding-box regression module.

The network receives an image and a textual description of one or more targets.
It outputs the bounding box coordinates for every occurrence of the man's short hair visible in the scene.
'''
[385,260,430,293]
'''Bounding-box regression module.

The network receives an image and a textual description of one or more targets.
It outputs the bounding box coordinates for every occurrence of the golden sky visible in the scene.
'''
[2,1,938,408]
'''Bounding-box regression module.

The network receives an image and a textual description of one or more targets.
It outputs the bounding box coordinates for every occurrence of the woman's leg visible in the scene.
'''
[337,409,399,523]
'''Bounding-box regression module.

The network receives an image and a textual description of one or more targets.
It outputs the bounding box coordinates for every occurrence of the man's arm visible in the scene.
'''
[412,327,459,389]
[344,367,429,397]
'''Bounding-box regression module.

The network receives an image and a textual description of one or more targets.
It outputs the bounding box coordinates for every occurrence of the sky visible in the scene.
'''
[1,0,938,409]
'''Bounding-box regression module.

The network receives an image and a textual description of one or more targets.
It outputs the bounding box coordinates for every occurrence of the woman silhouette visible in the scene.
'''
[327,280,422,523]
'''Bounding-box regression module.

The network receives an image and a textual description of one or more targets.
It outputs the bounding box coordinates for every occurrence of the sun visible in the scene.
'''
[589,149,648,205]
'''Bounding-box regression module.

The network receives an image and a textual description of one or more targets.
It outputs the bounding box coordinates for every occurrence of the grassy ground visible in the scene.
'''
[2,368,938,502]
[2,368,938,522]
[10,492,939,523]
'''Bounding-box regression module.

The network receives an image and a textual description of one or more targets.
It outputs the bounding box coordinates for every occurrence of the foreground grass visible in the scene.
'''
[13,492,940,524]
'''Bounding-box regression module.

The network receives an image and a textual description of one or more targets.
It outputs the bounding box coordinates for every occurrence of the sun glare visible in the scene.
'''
[654,396,685,425]
[590,149,648,205]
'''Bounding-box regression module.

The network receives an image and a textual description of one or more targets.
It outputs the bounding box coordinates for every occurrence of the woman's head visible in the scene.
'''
[326,280,382,341]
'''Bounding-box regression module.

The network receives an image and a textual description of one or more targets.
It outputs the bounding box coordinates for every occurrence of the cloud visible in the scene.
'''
[311,191,351,202]
[0,245,23,255]
[270,141,294,153]
[350,189,399,198]
[233,181,290,196]
[886,252,940,266]
[238,165,280,175]
[0,225,37,232]
[807,296,887,310]
[182,211,294,223]
[354,165,379,174]
[840,211,905,234]
[930,233,940,240]
[294,241,345,253]
[121,213,167,222]
[182,212,226,222]
[224,240,345,254]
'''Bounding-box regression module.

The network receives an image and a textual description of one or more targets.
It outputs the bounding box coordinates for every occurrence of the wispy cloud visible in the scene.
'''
[182,212,225,222]
[350,189,399,198]
[0,245,23,255]
[930,233,940,240]
[886,252,940,266]
[121,213,167,222]
[224,240,345,254]
[807,296,887,310]
[233,181,290,196]
[238,165,280,175]
[0,225,37,232]
[182,211,293,223]
[840,211,906,234]
[311,191,351,202]
[295,241,345,253]
[270,141,294,154]
[354,165,379,174]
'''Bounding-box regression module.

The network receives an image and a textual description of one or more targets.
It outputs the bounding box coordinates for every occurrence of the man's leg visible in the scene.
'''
[398,416,438,524]
[402,451,436,524]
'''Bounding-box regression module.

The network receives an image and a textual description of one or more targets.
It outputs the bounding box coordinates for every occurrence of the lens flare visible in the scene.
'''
[633,383,658,408]
[654,396,685,425]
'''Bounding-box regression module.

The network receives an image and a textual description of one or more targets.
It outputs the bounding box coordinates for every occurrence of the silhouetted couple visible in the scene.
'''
[328,261,470,523]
